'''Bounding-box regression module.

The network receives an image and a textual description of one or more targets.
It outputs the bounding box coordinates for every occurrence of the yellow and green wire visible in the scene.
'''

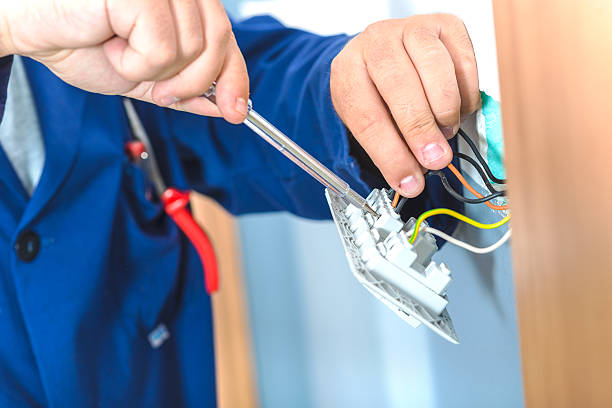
[408,208,511,244]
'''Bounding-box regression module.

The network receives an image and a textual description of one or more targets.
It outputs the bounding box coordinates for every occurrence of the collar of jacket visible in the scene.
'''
[9,58,87,230]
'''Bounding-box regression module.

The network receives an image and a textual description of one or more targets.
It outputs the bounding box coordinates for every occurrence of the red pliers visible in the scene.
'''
[122,98,219,294]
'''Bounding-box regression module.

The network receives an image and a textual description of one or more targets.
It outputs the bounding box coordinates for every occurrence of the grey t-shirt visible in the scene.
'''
[0,56,45,196]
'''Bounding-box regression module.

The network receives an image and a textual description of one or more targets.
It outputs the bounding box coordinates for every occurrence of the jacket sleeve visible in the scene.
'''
[164,15,463,231]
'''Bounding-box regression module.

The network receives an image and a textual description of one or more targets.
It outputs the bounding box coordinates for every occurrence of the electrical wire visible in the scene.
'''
[424,227,512,254]
[447,164,509,211]
[395,197,408,213]
[428,170,505,204]
[457,128,506,184]
[454,152,501,194]
[391,191,400,208]
[408,208,511,244]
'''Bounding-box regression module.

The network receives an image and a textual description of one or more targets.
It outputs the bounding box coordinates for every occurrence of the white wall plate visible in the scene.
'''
[326,188,459,344]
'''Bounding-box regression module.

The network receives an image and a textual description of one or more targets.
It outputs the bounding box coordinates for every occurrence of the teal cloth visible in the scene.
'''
[480,91,505,180]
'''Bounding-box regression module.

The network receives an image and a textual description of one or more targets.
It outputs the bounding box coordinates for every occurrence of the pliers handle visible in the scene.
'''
[162,188,219,293]
[123,101,220,294]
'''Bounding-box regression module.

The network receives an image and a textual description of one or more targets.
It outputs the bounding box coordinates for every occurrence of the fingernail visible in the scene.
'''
[235,97,248,116]
[441,126,456,139]
[422,143,445,164]
[400,175,421,196]
[160,96,180,107]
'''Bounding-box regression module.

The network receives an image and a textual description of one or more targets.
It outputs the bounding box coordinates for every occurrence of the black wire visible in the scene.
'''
[387,129,505,207]
[427,170,505,204]
[395,197,408,213]
[457,128,506,184]
[433,171,505,204]
[454,152,503,195]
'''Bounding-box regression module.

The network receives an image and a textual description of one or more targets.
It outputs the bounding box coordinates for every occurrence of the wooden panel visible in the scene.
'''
[493,1,612,407]
[191,194,259,408]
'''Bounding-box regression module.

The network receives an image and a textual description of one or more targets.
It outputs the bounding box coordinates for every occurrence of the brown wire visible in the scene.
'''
[447,164,509,211]
[391,191,400,208]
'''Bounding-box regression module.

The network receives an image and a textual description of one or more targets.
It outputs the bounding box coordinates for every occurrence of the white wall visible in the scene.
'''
[234,1,523,407]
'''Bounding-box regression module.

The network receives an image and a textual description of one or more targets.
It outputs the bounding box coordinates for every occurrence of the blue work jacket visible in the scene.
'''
[0,16,460,407]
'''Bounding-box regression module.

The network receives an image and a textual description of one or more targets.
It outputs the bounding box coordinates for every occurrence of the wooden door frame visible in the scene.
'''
[191,194,259,408]
[493,1,612,406]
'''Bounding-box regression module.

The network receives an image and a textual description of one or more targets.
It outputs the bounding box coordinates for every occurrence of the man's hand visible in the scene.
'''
[0,0,249,123]
[331,14,481,197]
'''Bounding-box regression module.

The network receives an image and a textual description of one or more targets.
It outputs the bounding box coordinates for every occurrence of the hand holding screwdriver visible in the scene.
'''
[0,0,250,124]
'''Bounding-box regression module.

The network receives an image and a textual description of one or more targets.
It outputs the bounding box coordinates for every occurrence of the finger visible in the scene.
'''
[169,0,205,68]
[362,23,453,170]
[436,14,481,116]
[403,24,460,139]
[122,81,223,117]
[214,37,250,124]
[150,0,231,107]
[331,53,425,197]
[104,0,179,82]
[173,97,223,116]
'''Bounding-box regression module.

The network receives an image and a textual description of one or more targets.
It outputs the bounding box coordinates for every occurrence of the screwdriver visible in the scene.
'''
[204,85,380,218]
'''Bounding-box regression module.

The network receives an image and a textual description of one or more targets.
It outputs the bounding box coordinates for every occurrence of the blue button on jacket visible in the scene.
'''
[0,16,460,407]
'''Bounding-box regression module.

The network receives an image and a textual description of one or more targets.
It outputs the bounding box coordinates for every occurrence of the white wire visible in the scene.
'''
[424,227,512,254]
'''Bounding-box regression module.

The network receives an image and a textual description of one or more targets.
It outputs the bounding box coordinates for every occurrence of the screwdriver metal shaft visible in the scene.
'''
[204,86,380,218]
